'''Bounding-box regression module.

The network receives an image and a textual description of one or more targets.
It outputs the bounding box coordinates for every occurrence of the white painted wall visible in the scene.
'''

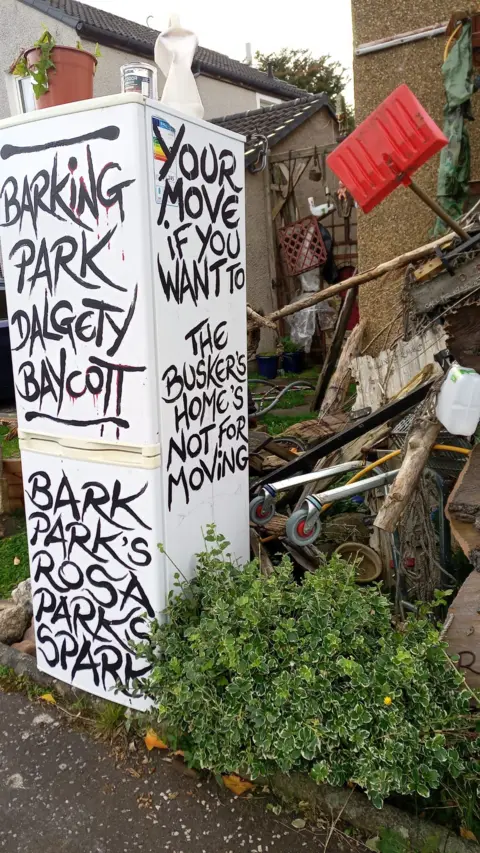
[197,76,258,118]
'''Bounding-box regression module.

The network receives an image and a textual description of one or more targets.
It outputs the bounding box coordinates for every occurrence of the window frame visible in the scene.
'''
[15,74,36,113]
[256,92,282,109]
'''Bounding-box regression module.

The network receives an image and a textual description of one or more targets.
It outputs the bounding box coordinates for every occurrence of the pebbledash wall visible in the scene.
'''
[0,0,260,121]
[351,0,480,353]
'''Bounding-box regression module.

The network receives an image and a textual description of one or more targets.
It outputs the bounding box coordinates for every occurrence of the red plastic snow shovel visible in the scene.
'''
[327,84,468,240]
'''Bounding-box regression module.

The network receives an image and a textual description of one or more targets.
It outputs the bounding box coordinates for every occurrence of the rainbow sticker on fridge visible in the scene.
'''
[152,116,177,204]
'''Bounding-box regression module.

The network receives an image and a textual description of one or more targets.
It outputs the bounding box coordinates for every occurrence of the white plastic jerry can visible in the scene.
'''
[435,363,480,436]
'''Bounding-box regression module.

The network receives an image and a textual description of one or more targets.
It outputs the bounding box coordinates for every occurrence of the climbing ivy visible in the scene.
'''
[139,528,475,808]
[13,28,56,98]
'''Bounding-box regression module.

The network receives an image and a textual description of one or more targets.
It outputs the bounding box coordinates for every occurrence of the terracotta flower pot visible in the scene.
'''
[25,45,97,109]
[334,542,383,584]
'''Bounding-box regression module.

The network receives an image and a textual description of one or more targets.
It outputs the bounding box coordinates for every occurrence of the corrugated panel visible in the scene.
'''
[351,326,446,411]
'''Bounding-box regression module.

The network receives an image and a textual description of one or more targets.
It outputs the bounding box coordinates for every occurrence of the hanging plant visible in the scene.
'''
[13,27,56,98]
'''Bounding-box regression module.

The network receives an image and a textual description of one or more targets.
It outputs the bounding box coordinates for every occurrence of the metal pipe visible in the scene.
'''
[265,460,364,494]
[356,25,447,56]
[309,469,398,505]
[252,381,315,416]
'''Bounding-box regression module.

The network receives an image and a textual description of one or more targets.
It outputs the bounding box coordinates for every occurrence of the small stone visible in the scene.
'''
[291,818,306,830]
[11,579,33,618]
[11,639,36,656]
[24,618,35,644]
[0,604,30,644]
[7,773,24,789]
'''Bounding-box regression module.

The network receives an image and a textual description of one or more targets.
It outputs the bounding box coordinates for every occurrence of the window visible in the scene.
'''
[4,72,36,115]
[16,76,36,113]
[256,93,282,109]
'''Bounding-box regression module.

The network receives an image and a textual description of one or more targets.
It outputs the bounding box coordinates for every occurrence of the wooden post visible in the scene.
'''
[375,392,441,533]
[262,230,465,326]
[246,305,277,330]
[250,527,274,577]
[318,320,366,419]
[263,154,278,308]
[311,287,357,412]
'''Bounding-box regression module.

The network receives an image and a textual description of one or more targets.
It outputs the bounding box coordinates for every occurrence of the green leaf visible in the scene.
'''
[416,784,430,799]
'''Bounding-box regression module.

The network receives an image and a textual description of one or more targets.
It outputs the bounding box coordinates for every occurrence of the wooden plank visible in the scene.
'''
[412,256,446,282]
[271,160,309,222]
[311,288,357,412]
[263,155,277,296]
[351,328,446,411]
[375,391,441,533]
[447,444,480,523]
[3,459,22,475]
[445,302,480,373]
[410,254,480,314]
[443,572,480,690]
[317,320,366,418]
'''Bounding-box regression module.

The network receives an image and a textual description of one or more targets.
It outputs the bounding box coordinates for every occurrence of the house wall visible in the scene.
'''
[197,76,258,118]
[1,0,146,118]
[245,108,348,351]
[351,0,480,352]
[1,0,270,121]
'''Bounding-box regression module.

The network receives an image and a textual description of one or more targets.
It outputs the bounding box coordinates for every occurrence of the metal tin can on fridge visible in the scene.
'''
[121,63,158,99]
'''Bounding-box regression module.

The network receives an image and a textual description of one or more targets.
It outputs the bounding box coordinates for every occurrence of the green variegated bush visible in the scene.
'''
[139,528,474,808]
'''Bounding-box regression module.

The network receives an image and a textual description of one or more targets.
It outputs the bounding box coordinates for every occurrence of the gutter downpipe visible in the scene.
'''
[356,25,447,56]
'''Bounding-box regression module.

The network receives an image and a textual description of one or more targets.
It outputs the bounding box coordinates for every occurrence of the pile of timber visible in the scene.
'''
[248,210,480,576]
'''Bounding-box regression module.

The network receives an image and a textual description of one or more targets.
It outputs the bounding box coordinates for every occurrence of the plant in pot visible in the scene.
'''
[255,351,278,380]
[281,336,303,374]
[13,28,99,110]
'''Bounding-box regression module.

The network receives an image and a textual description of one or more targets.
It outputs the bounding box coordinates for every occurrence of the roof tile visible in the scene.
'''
[212,96,334,166]
[20,0,312,99]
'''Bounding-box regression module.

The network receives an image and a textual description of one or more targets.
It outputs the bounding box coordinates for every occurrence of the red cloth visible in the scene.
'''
[346,299,359,330]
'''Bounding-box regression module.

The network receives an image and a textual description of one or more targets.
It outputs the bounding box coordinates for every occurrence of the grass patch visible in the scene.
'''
[249,366,320,382]
[260,412,317,436]
[0,425,19,459]
[94,701,127,739]
[0,527,29,598]
[258,389,312,411]
[0,666,45,699]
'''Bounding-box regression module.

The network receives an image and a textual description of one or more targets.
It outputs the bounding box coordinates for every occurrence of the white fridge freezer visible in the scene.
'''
[19,436,164,708]
[0,94,249,705]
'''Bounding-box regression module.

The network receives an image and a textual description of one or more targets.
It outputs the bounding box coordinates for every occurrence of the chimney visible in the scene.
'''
[244,43,252,65]
[267,62,274,78]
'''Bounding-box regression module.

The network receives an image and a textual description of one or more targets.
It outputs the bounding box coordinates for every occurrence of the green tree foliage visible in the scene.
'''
[255,47,348,100]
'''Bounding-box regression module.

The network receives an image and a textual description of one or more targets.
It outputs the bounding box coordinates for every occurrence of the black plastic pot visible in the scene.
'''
[256,354,278,380]
[283,351,303,373]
